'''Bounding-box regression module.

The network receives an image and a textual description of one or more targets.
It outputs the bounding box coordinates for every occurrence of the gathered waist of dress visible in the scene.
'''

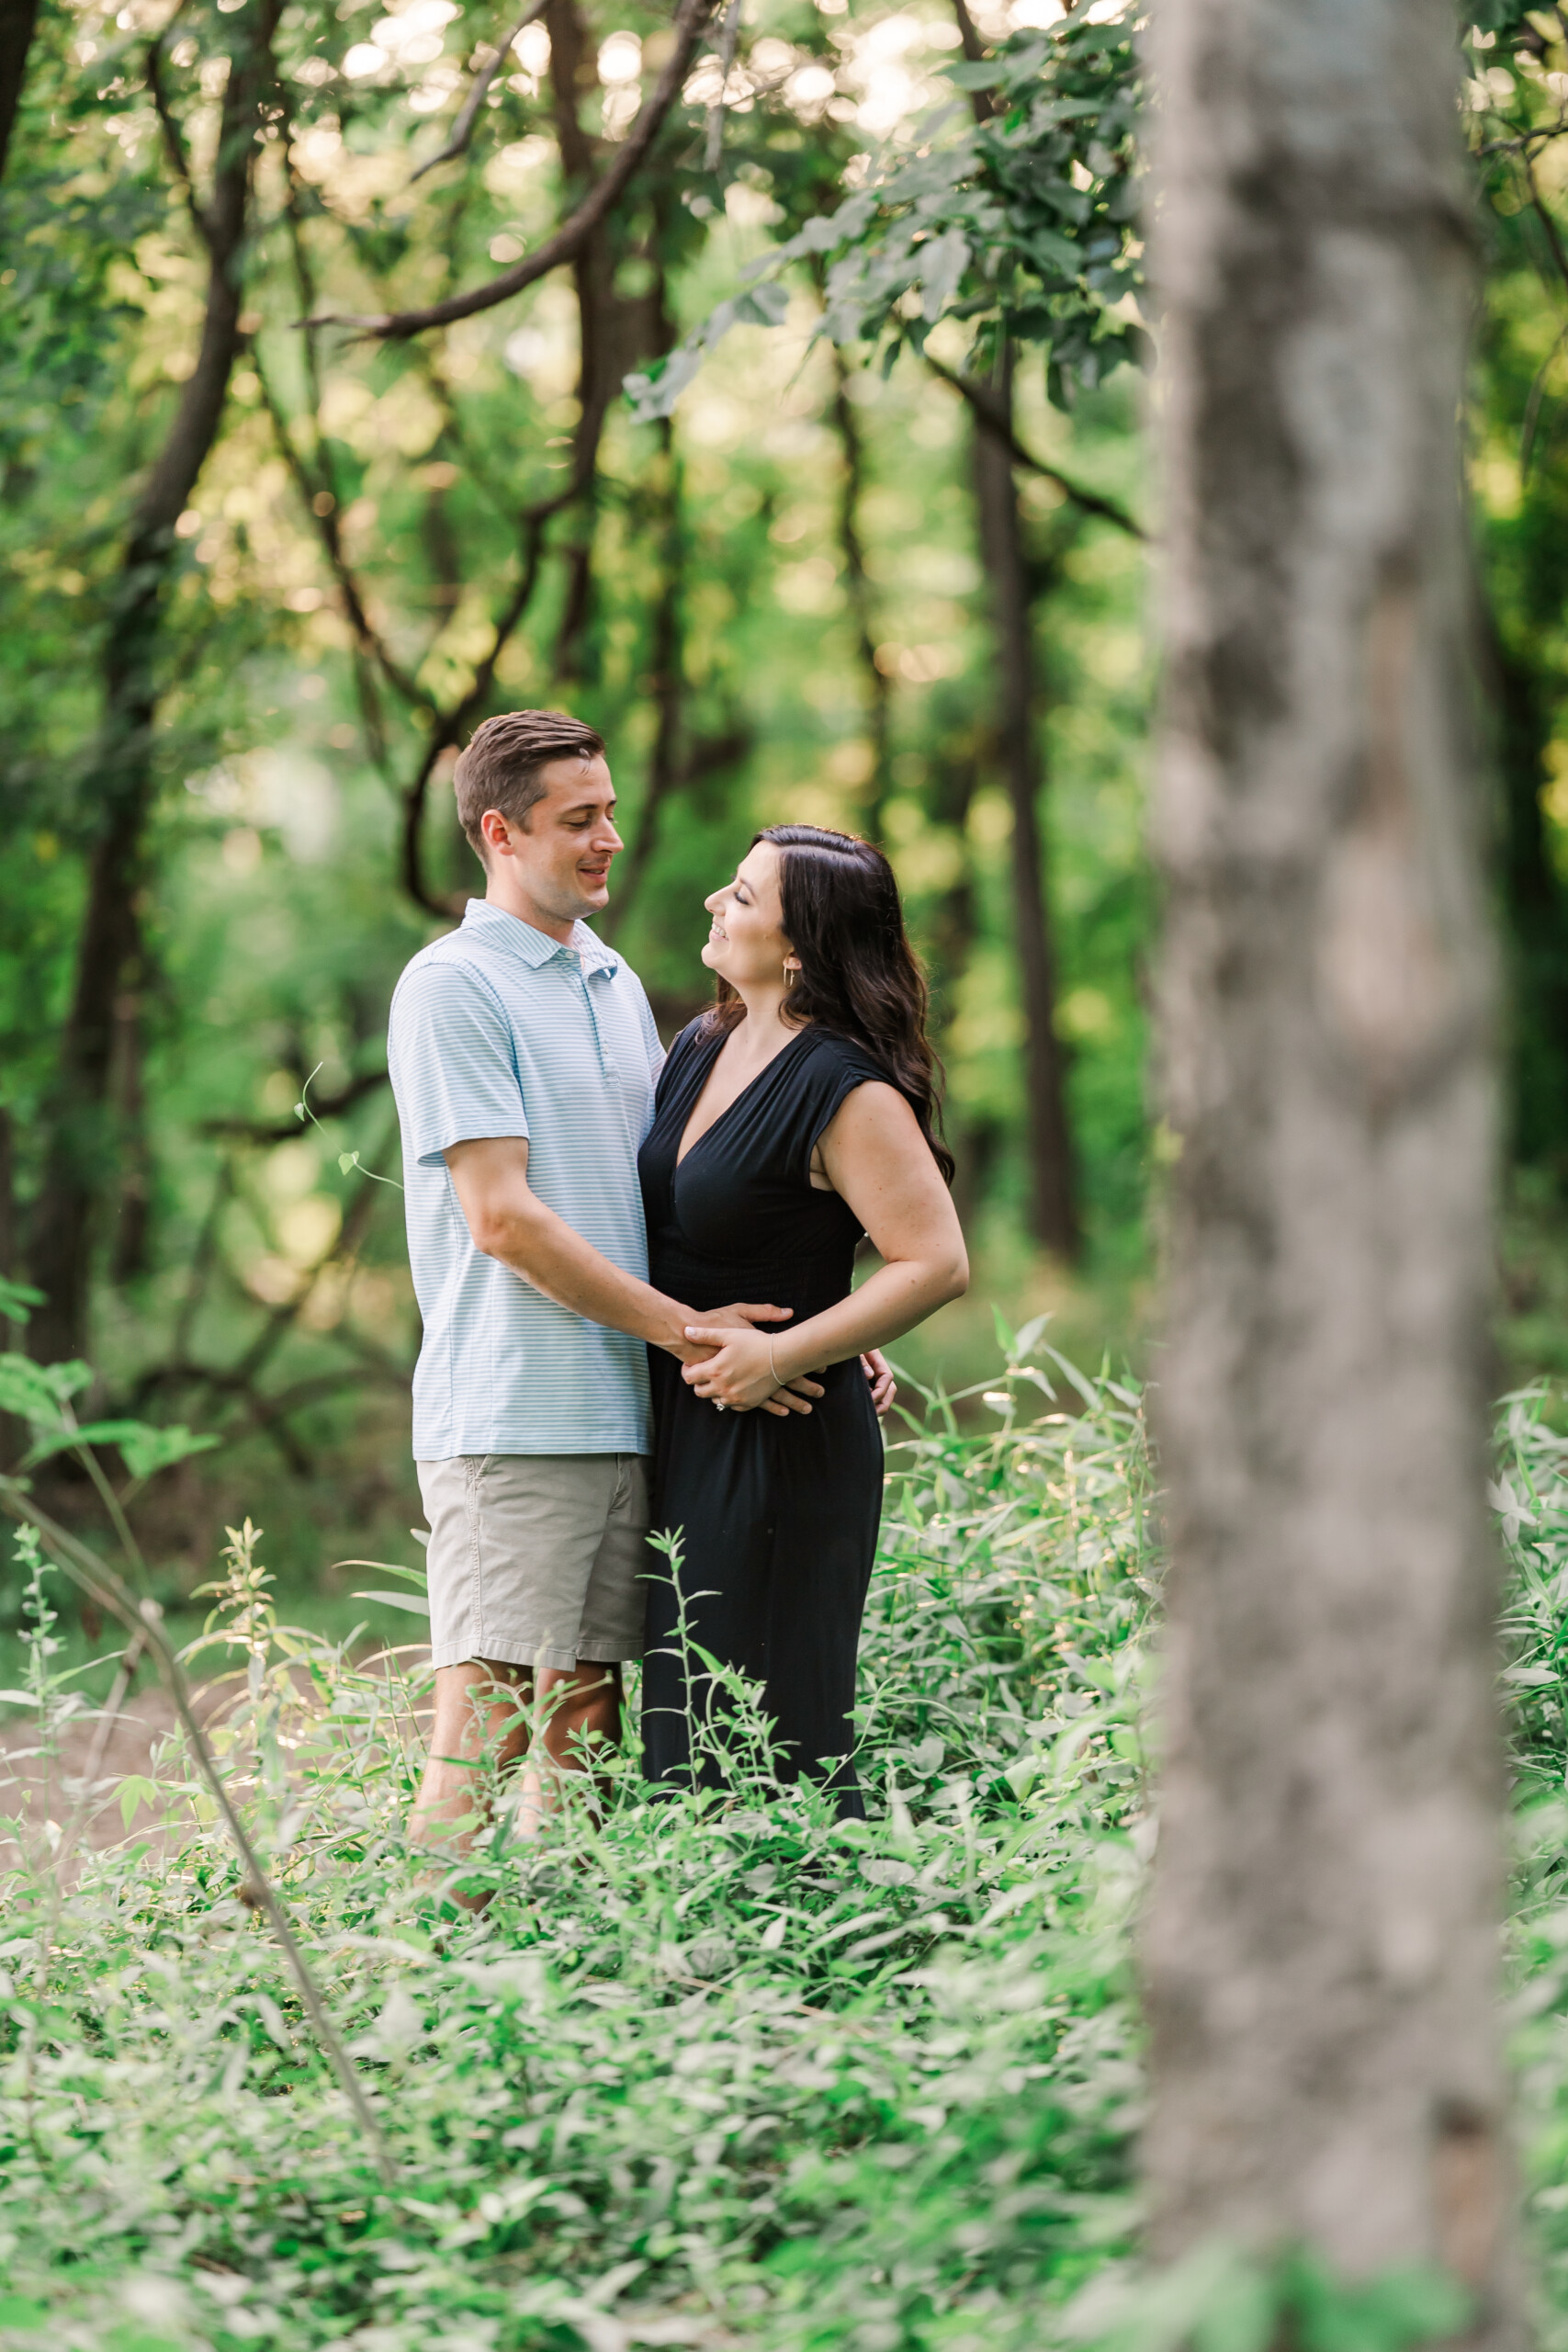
[649,1245,854,1327]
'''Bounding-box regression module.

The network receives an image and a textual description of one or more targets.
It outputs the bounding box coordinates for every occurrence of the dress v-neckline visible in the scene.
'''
[674,1023,813,1170]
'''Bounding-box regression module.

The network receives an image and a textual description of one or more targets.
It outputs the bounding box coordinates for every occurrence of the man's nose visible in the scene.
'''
[598,818,624,852]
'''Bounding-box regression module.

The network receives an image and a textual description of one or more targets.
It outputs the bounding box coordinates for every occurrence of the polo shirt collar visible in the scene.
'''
[461,897,619,977]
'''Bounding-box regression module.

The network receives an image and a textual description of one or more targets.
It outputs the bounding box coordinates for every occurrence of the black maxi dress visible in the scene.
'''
[637,1019,893,1817]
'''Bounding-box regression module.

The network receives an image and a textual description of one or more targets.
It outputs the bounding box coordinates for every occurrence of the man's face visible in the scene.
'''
[480,754,623,924]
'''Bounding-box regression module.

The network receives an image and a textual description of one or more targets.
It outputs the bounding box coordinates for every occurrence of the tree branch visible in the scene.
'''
[1524,146,1568,302]
[402,511,553,916]
[145,27,206,245]
[254,348,436,711]
[301,0,719,339]
[202,1068,389,1142]
[924,352,1145,538]
[408,0,548,184]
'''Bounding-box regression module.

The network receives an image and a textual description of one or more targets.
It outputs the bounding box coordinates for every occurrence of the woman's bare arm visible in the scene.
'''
[681,1083,967,1410]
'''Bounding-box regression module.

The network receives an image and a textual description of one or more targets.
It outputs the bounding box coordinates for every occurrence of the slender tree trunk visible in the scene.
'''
[1486,619,1568,1166]
[972,366,1079,1260]
[28,0,276,1365]
[0,0,39,181]
[1144,0,1511,2323]
[829,348,892,842]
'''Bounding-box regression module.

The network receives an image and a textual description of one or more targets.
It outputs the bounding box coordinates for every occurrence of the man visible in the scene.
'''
[388,709,886,1869]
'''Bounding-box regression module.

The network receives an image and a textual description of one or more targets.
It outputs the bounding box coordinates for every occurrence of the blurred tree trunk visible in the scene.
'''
[972,362,1079,1261]
[0,0,39,181]
[829,348,892,842]
[1145,0,1511,2324]
[28,0,276,1366]
[1486,616,1568,1169]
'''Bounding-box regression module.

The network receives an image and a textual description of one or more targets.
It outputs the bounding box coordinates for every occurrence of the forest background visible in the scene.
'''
[2,0,1566,1629]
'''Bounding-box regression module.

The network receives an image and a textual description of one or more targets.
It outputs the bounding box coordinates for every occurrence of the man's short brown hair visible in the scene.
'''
[453,709,606,854]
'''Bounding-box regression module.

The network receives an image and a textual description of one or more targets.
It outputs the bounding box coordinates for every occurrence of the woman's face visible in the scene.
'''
[703,842,795,990]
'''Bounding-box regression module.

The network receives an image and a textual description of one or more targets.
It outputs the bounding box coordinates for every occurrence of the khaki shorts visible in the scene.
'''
[415,1453,650,1673]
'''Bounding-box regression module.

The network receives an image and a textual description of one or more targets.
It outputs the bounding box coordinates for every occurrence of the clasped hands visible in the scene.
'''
[677,1304,894,1419]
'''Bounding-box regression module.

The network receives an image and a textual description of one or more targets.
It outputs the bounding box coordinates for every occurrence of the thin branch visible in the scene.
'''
[703,0,741,171]
[829,342,891,837]
[1522,318,1568,475]
[923,352,1145,538]
[1475,120,1568,159]
[253,347,437,711]
[603,428,684,933]
[402,511,552,916]
[146,26,207,244]
[301,0,720,339]
[408,0,548,184]
[0,1477,396,2188]
[1525,146,1568,300]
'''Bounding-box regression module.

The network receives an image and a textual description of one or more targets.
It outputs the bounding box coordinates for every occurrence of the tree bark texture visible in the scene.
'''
[1143,0,1510,2318]
[972,373,1079,1261]
[28,0,277,1366]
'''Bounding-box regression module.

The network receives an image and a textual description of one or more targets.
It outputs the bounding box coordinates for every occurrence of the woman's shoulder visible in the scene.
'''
[798,1025,903,1095]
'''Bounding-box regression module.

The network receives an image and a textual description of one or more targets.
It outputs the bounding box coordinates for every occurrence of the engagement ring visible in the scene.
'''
[714,1400,727,1412]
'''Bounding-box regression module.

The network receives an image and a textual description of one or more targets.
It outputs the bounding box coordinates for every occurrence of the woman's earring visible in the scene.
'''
[784,961,797,990]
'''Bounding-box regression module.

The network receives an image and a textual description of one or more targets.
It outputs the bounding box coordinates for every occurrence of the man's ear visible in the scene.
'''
[479,808,513,858]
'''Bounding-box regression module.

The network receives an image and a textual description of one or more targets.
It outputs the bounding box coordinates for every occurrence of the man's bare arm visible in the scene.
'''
[442,1140,818,1414]
[445,1136,716,1357]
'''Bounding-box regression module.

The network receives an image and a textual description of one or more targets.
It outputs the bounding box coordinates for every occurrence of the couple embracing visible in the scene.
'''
[388,708,967,1871]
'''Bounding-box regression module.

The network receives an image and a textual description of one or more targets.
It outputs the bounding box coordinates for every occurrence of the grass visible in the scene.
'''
[4,1333,1567,2352]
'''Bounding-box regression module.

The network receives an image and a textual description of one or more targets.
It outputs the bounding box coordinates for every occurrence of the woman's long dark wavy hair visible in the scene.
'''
[705,824,954,1183]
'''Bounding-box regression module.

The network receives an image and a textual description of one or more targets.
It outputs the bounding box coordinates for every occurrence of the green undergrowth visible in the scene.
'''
[13,1351,1568,2352]
[0,1325,1152,2352]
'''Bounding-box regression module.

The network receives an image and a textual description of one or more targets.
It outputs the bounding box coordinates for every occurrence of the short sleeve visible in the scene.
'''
[801,1035,899,1177]
[388,957,531,1167]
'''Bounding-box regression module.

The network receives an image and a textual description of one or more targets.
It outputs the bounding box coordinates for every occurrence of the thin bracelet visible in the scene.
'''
[769,1339,780,1387]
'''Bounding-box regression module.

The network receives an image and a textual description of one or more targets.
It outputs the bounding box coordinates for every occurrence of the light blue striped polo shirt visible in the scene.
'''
[388,898,664,1459]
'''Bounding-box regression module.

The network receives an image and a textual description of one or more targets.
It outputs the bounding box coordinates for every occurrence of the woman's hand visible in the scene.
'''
[682,1324,795,1413]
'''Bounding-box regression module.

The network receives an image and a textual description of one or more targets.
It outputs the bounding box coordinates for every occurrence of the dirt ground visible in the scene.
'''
[0,1650,434,1882]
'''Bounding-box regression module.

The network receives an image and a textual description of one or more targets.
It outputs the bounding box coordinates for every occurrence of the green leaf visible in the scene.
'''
[943,58,1003,87]
[117,1773,160,1831]
[116,1424,220,1480]
[352,1589,433,1617]
[0,1352,91,1424]
[0,2298,51,2328]
[339,1152,357,1174]
[333,1556,429,1588]
[0,1277,44,1323]
[23,1419,220,1477]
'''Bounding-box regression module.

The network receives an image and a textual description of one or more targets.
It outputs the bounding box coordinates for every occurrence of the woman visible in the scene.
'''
[637,823,968,1816]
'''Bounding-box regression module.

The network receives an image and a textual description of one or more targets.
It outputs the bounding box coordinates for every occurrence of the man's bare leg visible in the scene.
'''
[409,1658,532,1861]
[514,1661,624,1839]
[408,1658,624,1875]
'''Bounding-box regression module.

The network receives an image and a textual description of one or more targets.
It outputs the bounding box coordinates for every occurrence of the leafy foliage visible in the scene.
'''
[0,1345,1149,2347]
[630,7,1145,422]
